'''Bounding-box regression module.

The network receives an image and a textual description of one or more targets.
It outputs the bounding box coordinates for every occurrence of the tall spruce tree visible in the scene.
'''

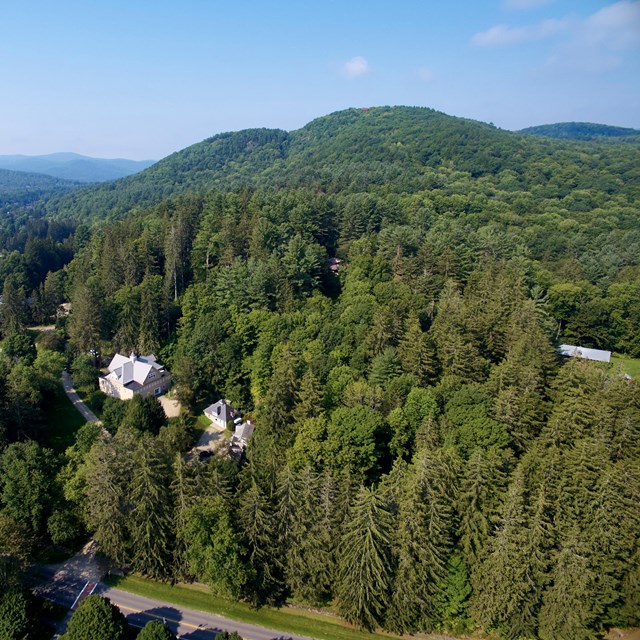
[386,448,459,633]
[129,435,174,579]
[335,485,393,631]
[238,477,283,604]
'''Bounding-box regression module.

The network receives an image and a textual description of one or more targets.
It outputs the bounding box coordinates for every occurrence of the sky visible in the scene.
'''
[0,0,638,160]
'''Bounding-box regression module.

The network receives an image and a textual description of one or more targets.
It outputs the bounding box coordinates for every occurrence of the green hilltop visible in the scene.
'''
[35,106,639,223]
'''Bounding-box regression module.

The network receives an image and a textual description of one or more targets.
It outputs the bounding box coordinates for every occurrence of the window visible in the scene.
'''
[154,387,161,396]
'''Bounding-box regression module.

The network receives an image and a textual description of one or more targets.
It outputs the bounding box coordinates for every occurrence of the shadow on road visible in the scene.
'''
[126,605,182,628]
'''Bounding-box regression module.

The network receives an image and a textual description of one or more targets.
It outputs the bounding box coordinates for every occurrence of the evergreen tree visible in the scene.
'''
[471,466,551,639]
[458,447,509,567]
[538,535,600,640]
[293,369,325,422]
[84,429,136,565]
[238,477,283,603]
[0,589,31,640]
[129,435,173,579]
[335,485,393,631]
[398,313,436,384]
[386,448,459,633]
[0,278,28,337]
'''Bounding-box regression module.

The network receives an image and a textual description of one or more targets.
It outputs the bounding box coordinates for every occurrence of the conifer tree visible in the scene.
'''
[129,435,173,579]
[335,485,393,631]
[398,313,436,384]
[238,477,283,603]
[84,430,135,565]
[293,369,325,423]
[386,448,459,633]
[458,447,508,567]
[471,466,550,639]
[538,535,600,640]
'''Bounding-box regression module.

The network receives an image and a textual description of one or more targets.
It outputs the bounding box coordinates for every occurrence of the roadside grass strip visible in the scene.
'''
[105,575,402,640]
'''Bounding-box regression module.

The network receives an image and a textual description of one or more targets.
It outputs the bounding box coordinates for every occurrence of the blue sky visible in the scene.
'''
[1,0,638,159]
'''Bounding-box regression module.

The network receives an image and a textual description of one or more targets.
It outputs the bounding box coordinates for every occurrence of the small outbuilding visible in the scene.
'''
[559,344,612,363]
[230,419,255,454]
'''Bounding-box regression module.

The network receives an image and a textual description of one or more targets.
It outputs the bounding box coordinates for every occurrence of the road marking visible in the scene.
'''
[114,603,206,631]
[70,581,89,610]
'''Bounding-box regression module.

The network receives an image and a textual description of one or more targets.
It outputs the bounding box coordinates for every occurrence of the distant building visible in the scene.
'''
[327,257,343,273]
[559,344,612,363]
[56,302,72,318]
[203,399,238,430]
[99,353,171,400]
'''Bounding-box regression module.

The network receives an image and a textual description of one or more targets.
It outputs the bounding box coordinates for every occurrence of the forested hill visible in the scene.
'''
[1,105,640,639]
[0,168,80,208]
[519,121,640,141]
[38,106,639,223]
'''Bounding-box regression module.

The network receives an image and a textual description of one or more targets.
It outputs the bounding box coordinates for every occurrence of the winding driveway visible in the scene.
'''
[61,370,101,424]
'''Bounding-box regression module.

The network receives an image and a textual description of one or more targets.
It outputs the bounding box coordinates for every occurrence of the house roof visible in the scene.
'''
[105,353,166,387]
[234,420,255,443]
[204,399,236,422]
[559,344,612,363]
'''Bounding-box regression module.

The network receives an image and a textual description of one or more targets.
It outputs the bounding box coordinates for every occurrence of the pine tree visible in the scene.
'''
[138,273,164,354]
[335,485,394,631]
[285,467,337,604]
[84,430,135,565]
[293,369,325,423]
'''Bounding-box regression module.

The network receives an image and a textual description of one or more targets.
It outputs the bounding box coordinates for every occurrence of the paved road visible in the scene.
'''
[61,370,101,424]
[97,585,314,640]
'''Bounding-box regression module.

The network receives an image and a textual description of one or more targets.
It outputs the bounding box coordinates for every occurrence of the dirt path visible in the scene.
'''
[61,370,101,424]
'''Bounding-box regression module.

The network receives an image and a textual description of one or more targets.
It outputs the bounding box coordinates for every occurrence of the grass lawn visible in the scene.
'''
[43,385,87,453]
[611,353,640,379]
[105,575,403,640]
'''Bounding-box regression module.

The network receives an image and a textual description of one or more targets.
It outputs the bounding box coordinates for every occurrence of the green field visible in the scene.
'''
[611,354,640,379]
[105,575,405,640]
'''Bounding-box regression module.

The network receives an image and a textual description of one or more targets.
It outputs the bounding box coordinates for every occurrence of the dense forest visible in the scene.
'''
[0,106,639,640]
[0,168,80,209]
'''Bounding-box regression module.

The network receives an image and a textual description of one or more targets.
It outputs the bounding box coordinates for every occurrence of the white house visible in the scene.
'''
[559,344,612,363]
[99,353,171,400]
[203,399,238,430]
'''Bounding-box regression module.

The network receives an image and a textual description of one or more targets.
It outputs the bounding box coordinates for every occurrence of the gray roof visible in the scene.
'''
[233,420,255,444]
[204,399,236,422]
[559,344,612,363]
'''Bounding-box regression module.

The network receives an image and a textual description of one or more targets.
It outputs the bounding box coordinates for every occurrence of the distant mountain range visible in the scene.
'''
[518,122,640,141]
[0,152,156,183]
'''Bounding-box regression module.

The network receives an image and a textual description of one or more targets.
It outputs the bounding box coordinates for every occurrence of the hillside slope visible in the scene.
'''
[27,106,639,223]
[0,168,80,208]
